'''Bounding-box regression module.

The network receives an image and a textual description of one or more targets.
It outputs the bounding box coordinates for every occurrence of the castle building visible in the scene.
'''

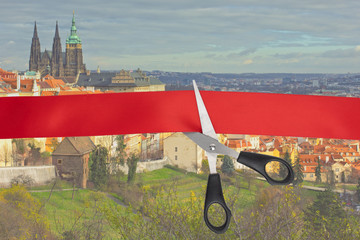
[29,13,86,83]
[77,68,165,92]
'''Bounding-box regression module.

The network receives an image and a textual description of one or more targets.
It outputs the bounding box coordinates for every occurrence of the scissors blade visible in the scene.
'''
[184,132,239,160]
[193,80,217,140]
[206,152,218,174]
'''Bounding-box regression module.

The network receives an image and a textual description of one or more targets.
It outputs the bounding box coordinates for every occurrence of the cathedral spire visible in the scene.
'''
[51,21,64,77]
[55,21,60,38]
[29,21,41,71]
[33,21,38,38]
[71,11,77,36]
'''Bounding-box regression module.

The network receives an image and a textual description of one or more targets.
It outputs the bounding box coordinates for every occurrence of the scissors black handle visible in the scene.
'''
[204,173,232,234]
[237,152,294,185]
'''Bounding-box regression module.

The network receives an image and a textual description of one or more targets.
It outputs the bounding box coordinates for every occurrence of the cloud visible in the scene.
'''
[320,47,360,58]
[243,59,253,65]
[272,52,305,59]
[227,48,257,59]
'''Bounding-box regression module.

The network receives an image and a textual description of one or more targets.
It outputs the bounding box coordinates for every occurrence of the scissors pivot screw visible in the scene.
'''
[209,144,216,151]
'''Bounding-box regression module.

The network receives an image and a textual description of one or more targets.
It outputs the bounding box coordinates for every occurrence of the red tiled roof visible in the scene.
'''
[0,68,16,79]
[41,91,56,96]
[314,145,326,154]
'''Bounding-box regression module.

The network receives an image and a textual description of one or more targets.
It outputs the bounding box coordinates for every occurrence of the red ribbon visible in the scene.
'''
[1,91,359,140]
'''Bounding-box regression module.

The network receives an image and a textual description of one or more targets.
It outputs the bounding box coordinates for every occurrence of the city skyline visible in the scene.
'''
[2,1,360,73]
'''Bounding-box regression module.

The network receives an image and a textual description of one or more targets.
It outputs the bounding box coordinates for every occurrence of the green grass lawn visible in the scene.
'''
[29,179,73,191]
[302,180,328,188]
[338,184,357,191]
[31,189,122,239]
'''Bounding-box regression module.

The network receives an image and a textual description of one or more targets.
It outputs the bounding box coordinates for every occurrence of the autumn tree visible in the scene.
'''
[0,185,54,239]
[232,186,304,239]
[102,180,233,239]
[200,159,209,174]
[1,142,12,166]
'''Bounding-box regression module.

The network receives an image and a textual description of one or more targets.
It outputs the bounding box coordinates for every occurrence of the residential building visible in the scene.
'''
[332,162,352,183]
[124,134,145,156]
[300,155,328,182]
[163,132,204,173]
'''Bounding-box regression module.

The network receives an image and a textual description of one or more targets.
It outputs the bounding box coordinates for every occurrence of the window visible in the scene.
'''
[57,159,62,165]
[310,174,313,178]
[336,168,339,172]
[175,155,178,160]
[175,147,178,152]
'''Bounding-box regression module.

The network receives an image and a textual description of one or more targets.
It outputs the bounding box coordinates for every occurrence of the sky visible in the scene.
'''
[1,0,360,73]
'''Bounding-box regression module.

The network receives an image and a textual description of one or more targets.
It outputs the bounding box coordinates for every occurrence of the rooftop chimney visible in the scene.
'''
[16,75,20,91]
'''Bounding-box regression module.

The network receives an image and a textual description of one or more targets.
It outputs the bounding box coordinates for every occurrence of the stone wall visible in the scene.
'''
[115,157,170,174]
[0,166,56,188]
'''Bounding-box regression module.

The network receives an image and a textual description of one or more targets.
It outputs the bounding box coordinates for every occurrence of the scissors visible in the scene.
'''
[184,80,294,234]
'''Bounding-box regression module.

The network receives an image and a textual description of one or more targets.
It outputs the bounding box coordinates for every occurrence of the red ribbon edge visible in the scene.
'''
[1,90,359,140]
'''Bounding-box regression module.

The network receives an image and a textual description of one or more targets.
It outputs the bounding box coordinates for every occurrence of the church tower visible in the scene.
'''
[51,21,64,77]
[64,12,86,77]
[29,22,41,72]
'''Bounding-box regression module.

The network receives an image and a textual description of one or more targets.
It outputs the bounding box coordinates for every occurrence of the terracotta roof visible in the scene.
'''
[314,145,326,154]
[19,79,35,92]
[37,81,52,88]
[299,155,322,165]
[41,91,56,96]
[0,86,17,93]
[57,90,101,95]
[0,68,16,79]
[332,154,344,160]
[300,155,328,173]
[299,142,314,150]
[1,78,17,89]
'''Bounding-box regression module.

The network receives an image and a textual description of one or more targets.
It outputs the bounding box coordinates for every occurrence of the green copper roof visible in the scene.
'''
[66,12,82,44]
[26,71,37,76]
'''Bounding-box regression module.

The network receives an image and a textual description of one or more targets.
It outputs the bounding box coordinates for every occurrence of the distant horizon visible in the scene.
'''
[4,67,360,76]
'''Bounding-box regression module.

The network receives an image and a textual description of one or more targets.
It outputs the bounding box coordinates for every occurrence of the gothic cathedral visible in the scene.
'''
[29,13,86,81]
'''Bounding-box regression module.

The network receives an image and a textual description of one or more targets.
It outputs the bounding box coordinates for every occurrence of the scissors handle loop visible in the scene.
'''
[237,152,294,185]
[204,173,232,234]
